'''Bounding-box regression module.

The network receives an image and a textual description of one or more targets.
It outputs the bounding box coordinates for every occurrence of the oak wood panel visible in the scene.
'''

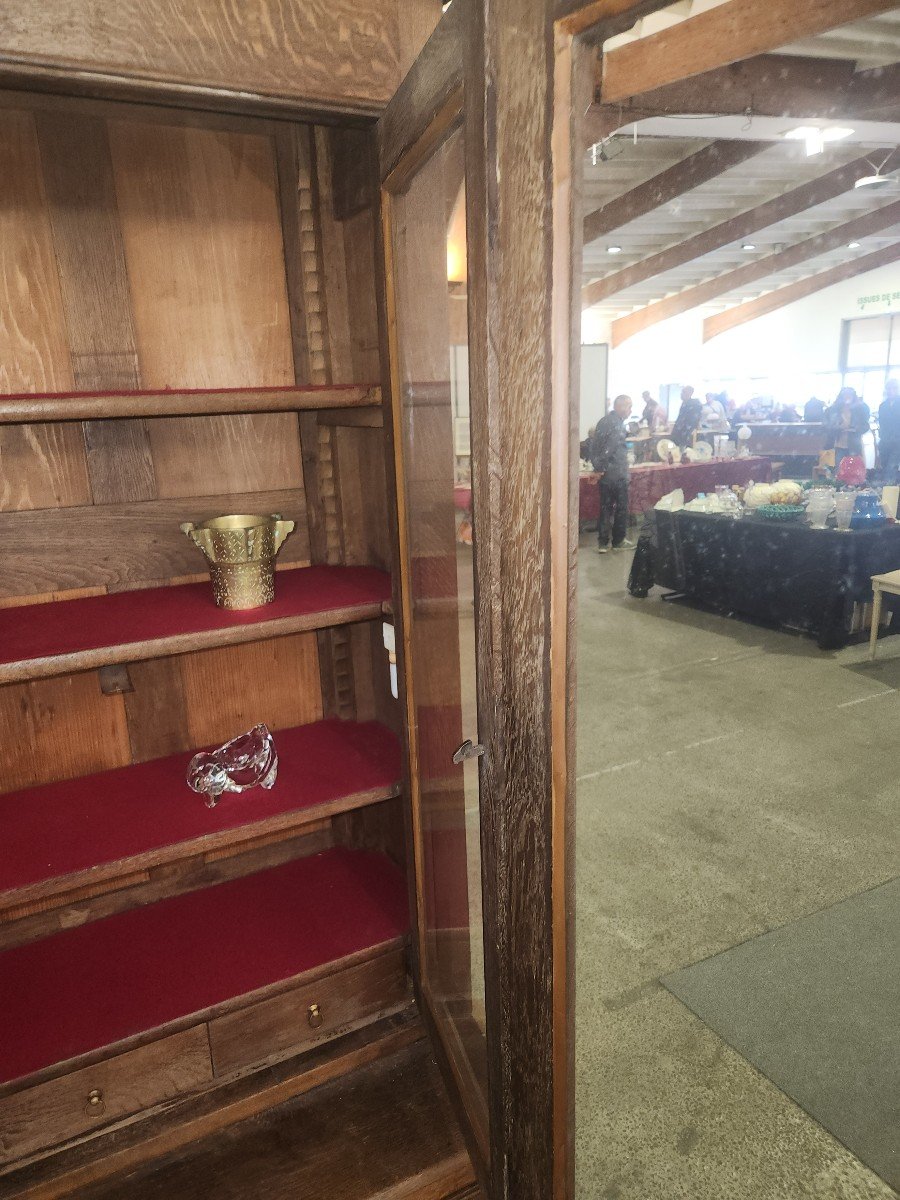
[181,633,322,747]
[600,0,898,102]
[0,423,92,512]
[583,139,771,244]
[703,241,900,341]
[0,1016,424,1200]
[0,673,131,792]
[32,110,156,504]
[208,948,409,1074]
[582,151,887,308]
[143,413,304,499]
[0,1027,212,1163]
[0,109,91,512]
[68,1034,474,1200]
[124,658,190,763]
[0,0,405,113]
[0,488,309,598]
[611,197,900,345]
[0,108,74,395]
[108,119,300,498]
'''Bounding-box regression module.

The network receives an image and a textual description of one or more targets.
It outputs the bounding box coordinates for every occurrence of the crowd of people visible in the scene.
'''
[585,378,900,554]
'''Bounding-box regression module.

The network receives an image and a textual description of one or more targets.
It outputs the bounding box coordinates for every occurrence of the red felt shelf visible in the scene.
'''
[0,848,408,1086]
[0,565,392,683]
[0,719,401,905]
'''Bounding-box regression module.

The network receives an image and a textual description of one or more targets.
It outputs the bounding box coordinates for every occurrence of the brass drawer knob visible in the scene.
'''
[307,1003,323,1029]
[84,1088,105,1117]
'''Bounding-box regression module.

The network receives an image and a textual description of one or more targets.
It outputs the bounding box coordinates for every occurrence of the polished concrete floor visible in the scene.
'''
[575,533,900,1199]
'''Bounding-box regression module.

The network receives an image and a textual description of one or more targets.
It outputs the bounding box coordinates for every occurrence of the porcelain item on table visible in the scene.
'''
[850,490,888,529]
[693,440,714,461]
[181,513,295,609]
[656,438,679,462]
[834,492,857,531]
[187,723,278,808]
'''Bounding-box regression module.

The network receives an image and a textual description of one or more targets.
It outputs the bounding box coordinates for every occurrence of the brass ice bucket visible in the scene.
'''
[181,513,295,610]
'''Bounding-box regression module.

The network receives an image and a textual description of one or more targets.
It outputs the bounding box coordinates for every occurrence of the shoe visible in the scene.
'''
[612,539,635,551]
[596,545,610,554]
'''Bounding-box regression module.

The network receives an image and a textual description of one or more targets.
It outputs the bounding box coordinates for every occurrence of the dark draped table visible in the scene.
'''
[628,509,900,648]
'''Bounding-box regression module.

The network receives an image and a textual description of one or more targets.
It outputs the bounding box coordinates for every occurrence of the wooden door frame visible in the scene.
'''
[378,3,667,1198]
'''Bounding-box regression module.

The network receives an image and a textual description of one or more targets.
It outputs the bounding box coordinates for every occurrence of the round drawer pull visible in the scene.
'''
[84,1088,106,1117]
[307,1002,323,1029]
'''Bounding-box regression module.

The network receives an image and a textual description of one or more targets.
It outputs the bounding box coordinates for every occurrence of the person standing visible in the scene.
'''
[879,377,900,482]
[590,394,634,554]
[641,391,667,432]
[824,386,870,477]
[804,396,825,422]
[670,386,703,448]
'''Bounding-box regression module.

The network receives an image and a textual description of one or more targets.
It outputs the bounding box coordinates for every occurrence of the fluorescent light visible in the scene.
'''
[783,125,855,157]
[741,243,756,251]
[848,241,861,249]
[607,244,623,254]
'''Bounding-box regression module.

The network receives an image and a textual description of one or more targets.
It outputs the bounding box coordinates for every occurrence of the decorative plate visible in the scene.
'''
[693,440,714,461]
[754,504,806,521]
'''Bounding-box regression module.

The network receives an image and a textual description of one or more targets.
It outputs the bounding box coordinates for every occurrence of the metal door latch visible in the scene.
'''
[452,739,485,765]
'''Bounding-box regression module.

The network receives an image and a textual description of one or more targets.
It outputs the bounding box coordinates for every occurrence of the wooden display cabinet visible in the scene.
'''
[0,0,598,1196]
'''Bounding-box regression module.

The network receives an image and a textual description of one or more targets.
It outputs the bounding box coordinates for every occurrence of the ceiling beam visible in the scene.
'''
[600,0,898,103]
[702,242,900,342]
[611,198,900,346]
[585,57,900,146]
[584,139,771,244]
[582,151,888,308]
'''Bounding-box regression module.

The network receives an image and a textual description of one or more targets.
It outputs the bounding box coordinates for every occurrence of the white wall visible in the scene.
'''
[583,261,900,409]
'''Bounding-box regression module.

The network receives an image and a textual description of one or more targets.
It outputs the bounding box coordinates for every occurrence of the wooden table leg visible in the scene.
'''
[870,585,883,660]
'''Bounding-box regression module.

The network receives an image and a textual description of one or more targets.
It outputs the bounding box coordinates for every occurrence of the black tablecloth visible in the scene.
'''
[628,510,900,648]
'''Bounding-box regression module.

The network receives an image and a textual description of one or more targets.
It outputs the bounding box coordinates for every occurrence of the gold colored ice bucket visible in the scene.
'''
[181,514,295,610]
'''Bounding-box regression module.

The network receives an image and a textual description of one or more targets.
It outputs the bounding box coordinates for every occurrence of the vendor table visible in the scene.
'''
[628,509,900,648]
[580,456,772,527]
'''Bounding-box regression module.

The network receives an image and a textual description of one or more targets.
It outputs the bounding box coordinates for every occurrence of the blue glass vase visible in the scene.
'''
[850,491,888,529]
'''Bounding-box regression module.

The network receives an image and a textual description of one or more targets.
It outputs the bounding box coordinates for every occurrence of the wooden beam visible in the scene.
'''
[612,199,900,345]
[584,139,770,244]
[600,0,898,103]
[582,151,886,307]
[703,243,900,342]
[589,57,900,140]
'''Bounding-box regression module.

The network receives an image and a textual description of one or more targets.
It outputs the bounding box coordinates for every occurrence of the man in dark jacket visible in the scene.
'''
[879,377,900,482]
[590,394,633,553]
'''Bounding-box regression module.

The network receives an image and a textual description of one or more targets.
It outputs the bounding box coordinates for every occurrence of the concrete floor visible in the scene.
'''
[575,533,900,1199]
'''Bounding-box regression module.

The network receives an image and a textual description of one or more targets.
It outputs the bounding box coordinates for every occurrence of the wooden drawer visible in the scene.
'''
[0,1026,212,1163]
[208,948,409,1075]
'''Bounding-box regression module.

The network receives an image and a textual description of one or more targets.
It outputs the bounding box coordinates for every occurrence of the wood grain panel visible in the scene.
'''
[0,0,404,112]
[181,633,322,748]
[0,674,131,792]
[0,488,309,598]
[0,1026,212,1163]
[143,414,303,499]
[0,423,91,512]
[0,108,73,394]
[108,120,300,497]
[124,658,191,764]
[34,110,156,504]
[0,109,90,512]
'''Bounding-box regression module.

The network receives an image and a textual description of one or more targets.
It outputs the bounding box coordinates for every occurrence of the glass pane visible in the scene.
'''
[389,127,488,1131]
[890,315,900,367]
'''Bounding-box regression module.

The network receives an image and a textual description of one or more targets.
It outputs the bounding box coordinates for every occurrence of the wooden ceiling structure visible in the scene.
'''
[582,0,900,344]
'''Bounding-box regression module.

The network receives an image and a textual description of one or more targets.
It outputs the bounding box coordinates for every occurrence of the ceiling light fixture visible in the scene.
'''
[741,243,756,251]
[607,245,623,254]
[848,241,861,249]
[783,125,854,157]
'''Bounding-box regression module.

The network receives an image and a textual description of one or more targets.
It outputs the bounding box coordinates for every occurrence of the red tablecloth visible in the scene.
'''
[581,456,772,523]
[462,460,771,525]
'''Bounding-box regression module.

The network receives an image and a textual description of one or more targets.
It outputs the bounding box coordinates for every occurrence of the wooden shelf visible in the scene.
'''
[0,565,392,684]
[0,384,381,423]
[0,719,402,921]
[0,848,409,1089]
